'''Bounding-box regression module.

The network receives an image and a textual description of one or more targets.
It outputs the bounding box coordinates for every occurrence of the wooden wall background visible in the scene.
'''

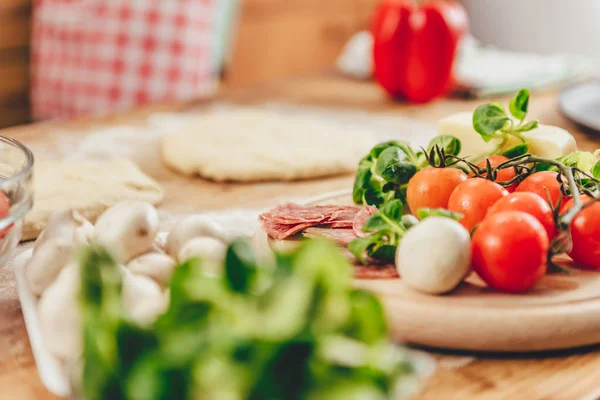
[0,0,379,128]
[0,0,30,129]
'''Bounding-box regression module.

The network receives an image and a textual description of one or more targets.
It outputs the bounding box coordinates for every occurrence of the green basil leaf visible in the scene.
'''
[502,143,529,158]
[362,200,404,236]
[345,289,387,344]
[369,141,406,159]
[556,151,596,172]
[427,135,462,157]
[370,245,396,263]
[362,214,389,233]
[576,151,596,171]
[592,160,600,179]
[348,236,377,264]
[352,166,372,204]
[379,199,404,222]
[472,103,510,141]
[509,88,530,121]
[514,120,538,133]
[416,208,464,221]
[225,240,258,293]
[374,147,417,185]
[363,185,385,206]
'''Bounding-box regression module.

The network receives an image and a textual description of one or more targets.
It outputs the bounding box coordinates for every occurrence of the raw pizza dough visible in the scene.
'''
[23,158,163,241]
[160,109,377,182]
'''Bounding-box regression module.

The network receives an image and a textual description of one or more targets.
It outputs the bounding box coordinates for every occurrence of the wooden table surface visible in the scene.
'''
[1,74,600,400]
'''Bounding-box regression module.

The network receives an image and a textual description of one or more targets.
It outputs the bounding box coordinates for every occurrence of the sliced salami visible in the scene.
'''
[328,220,354,228]
[354,264,399,279]
[352,205,378,237]
[327,206,362,221]
[262,220,319,240]
[260,204,364,236]
[303,227,357,246]
[260,203,327,224]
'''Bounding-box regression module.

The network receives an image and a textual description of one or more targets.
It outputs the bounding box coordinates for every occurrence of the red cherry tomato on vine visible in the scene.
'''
[472,155,517,192]
[487,192,557,240]
[407,167,468,215]
[472,211,549,292]
[516,171,566,209]
[561,195,600,269]
[447,178,509,231]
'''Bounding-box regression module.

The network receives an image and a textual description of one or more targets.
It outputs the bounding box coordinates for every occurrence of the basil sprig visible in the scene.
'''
[353,136,462,207]
[78,240,419,400]
[472,89,538,159]
[348,200,406,264]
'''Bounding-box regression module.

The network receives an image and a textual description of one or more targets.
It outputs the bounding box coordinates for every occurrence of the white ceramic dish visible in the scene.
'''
[559,81,600,133]
[14,248,71,397]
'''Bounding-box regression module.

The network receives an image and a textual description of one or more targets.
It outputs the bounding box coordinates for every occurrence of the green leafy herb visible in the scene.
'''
[472,89,538,159]
[78,240,418,400]
[508,88,530,121]
[592,160,600,179]
[427,135,461,157]
[514,120,538,133]
[472,103,510,140]
[352,141,421,207]
[536,151,599,173]
[374,147,417,185]
[502,143,529,158]
[416,208,464,221]
[348,200,408,264]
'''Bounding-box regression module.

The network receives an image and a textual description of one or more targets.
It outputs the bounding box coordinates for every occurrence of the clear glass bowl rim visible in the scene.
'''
[0,134,34,191]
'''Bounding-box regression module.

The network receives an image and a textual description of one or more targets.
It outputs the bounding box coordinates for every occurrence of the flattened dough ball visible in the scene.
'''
[23,159,163,241]
[160,109,376,182]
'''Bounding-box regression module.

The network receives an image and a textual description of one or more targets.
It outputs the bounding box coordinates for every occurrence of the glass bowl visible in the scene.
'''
[0,135,33,265]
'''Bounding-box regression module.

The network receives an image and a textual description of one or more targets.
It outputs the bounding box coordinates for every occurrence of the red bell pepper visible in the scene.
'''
[372,0,468,103]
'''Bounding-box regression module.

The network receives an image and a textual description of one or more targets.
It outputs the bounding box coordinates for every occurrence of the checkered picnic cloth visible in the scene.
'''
[31,0,218,120]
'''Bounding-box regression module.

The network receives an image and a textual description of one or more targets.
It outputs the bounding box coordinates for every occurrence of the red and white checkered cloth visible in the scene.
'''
[31,0,217,120]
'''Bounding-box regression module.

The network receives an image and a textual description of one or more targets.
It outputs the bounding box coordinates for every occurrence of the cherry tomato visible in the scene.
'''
[472,211,549,292]
[487,192,557,240]
[447,178,509,231]
[473,155,517,192]
[561,195,600,269]
[0,192,10,238]
[407,167,468,215]
[516,171,565,209]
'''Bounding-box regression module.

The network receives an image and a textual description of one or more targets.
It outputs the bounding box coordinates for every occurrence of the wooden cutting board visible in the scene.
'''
[258,190,600,353]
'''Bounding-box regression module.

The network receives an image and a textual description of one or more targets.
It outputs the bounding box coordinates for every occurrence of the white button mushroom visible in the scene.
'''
[94,201,159,264]
[396,217,471,295]
[33,208,94,254]
[177,236,227,276]
[122,270,168,325]
[127,252,177,287]
[38,264,81,361]
[26,237,73,295]
[165,215,224,257]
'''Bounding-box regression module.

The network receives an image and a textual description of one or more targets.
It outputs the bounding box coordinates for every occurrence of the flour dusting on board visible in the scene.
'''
[150,102,437,148]
[58,125,164,160]
[52,103,436,160]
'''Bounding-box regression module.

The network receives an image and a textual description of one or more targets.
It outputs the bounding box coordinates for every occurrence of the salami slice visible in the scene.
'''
[352,205,378,237]
[260,203,327,224]
[354,264,399,279]
[327,206,362,221]
[303,227,357,246]
[328,220,354,228]
[262,220,319,240]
